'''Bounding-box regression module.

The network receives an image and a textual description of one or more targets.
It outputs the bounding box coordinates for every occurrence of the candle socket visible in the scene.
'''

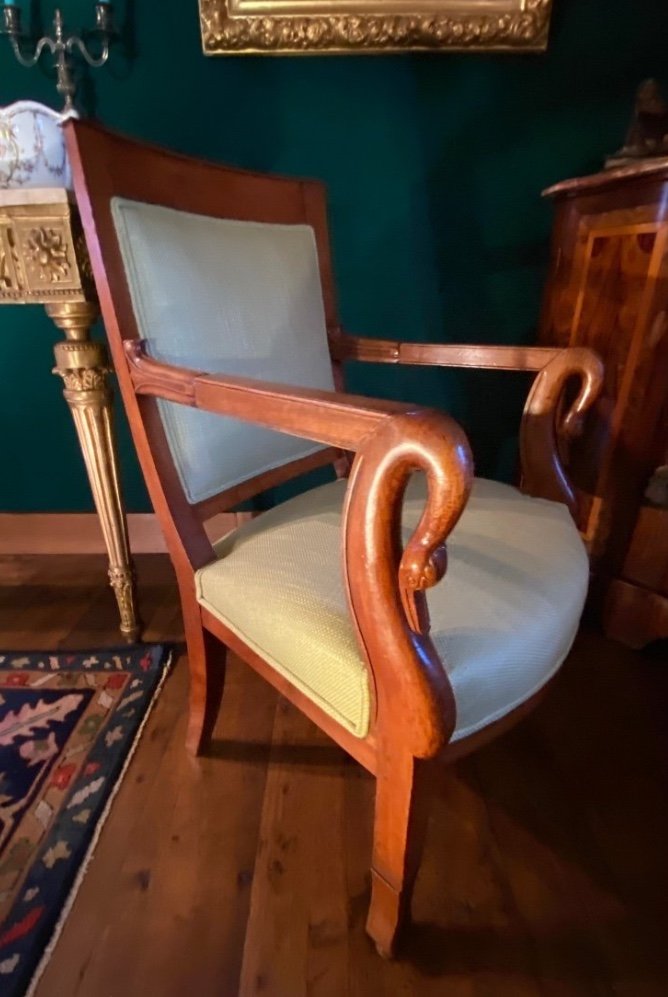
[2,5,23,37]
[94,3,113,33]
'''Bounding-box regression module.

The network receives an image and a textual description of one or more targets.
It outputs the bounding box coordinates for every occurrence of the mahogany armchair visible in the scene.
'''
[65,121,604,958]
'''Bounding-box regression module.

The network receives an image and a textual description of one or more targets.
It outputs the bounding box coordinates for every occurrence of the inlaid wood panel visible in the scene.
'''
[540,166,668,646]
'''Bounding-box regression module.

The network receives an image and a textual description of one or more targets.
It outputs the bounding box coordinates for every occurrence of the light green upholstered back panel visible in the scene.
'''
[111,198,335,504]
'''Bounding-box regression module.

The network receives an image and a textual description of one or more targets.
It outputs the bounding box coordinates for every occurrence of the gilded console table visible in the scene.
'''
[0,187,140,641]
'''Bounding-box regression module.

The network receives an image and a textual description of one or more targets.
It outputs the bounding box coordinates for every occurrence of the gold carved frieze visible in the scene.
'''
[0,223,25,294]
[199,0,553,54]
[0,193,90,303]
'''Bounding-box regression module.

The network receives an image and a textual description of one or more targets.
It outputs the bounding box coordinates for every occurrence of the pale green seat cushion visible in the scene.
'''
[195,477,589,740]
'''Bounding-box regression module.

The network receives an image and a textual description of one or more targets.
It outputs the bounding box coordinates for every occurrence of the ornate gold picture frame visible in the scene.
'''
[199,0,553,55]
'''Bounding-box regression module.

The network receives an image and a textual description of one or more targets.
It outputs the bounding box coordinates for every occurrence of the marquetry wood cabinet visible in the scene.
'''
[539,161,668,648]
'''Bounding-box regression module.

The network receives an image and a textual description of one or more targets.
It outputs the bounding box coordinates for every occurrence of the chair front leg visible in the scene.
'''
[181,591,227,756]
[367,751,437,957]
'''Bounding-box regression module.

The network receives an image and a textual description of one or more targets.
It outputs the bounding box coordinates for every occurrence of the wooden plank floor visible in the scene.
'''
[1,554,667,996]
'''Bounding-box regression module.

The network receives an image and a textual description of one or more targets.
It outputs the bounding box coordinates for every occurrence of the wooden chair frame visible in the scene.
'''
[65,120,604,958]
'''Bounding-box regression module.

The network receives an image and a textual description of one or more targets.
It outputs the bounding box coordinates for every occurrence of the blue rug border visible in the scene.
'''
[0,643,174,997]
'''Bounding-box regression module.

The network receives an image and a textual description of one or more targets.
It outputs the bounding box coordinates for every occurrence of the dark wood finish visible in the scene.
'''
[0,555,666,996]
[330,330,604,516]
[65,120,602,957]
[519,347,603,514]
[124,339,431,449]
[623,505,668,593]
[540,160,668,647]
[596,577,668,651]
[329,327,563,370]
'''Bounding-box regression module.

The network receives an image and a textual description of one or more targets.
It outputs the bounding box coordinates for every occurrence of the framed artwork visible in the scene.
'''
[199,0,554,55]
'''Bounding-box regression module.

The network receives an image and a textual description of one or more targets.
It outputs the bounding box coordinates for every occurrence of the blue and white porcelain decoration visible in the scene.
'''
[0,100,76,190]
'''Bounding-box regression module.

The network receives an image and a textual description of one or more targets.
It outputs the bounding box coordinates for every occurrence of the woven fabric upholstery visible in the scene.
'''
[196,477,589,739]
[111,198,335,504]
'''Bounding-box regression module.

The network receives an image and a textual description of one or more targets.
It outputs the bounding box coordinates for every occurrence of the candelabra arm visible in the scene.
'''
[67,35,110,69]
[9,35,55,69]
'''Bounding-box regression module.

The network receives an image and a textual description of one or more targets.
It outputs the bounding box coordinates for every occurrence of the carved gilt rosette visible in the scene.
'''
[0,189,95,304]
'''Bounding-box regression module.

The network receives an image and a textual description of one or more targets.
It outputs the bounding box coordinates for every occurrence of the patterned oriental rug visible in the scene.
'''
[0,644,172,997]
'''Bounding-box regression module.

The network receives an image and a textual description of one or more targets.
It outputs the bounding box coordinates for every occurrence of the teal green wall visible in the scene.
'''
[1,0,667,511]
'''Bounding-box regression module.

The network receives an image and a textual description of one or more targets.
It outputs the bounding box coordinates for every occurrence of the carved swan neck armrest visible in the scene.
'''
[125,339,474,757]
[520,347,604,514]
[329,331,604,518]
[343,410,474,759]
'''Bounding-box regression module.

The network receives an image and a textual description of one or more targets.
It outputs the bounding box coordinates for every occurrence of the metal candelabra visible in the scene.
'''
[1,3,116,114]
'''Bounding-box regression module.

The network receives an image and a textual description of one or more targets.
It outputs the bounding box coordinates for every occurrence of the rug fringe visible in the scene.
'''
[25,648,175,997]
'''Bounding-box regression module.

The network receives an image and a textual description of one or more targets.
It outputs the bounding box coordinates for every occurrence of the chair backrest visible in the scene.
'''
[66,122,342,560]
[111,198,335,504]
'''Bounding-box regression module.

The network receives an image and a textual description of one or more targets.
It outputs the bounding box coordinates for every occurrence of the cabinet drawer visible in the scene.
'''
[623,506,668,595]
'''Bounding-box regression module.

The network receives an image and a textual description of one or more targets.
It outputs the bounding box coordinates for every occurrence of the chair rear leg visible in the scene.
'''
[183,601,227,756]
[366,752,435,958]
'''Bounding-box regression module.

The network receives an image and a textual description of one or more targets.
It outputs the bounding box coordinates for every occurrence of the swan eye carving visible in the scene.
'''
[400,544,448,592]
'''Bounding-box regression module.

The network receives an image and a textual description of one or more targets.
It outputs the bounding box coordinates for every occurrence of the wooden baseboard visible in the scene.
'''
[0,512,245,555]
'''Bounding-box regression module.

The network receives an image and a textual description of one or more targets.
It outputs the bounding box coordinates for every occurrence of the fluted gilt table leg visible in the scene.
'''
[48,301,140,642]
